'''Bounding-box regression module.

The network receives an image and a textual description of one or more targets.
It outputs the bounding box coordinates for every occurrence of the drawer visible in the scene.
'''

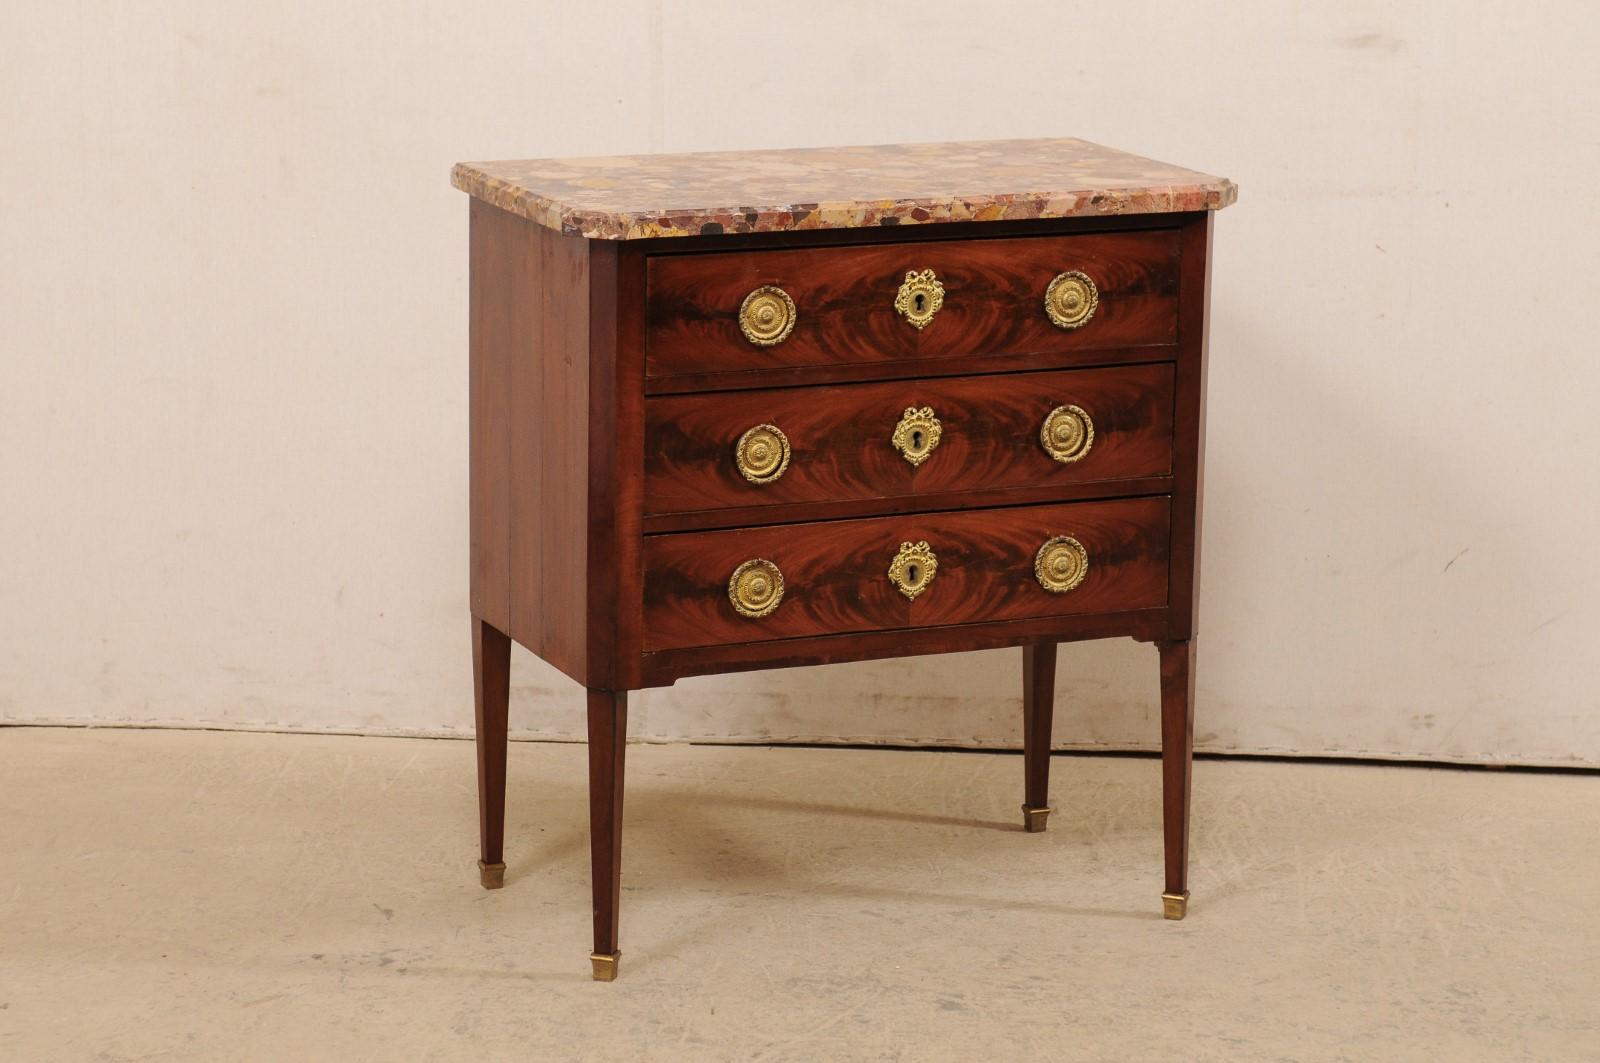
[645,228,1179,382]
[642,497,1169,652]
[644,364,1174,516]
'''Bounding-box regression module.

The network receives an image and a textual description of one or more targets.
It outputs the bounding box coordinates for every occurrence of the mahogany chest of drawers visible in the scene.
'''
[451,138,1236,980]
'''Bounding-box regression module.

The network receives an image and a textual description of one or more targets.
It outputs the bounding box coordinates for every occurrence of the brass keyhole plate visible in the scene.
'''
[894,269,945,330]
[891,406,942,466]
[888,540,938,600]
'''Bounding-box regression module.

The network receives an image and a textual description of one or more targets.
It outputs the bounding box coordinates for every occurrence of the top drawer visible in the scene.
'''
[645,228,1179,384]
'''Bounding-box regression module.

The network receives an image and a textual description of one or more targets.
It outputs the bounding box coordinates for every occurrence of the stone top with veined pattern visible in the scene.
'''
[451,137,1237,241]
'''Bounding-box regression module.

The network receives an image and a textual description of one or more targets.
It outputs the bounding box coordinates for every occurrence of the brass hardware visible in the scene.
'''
[891,406,942,466]
[739,285,797,346]
[729,558,785,618]
[1040,404,1094,464]
[734,423,791,484]
[894,269,945,329]
[590,951,622,981]
[1044,270,1099,330]
[478,860,505,890]
[1162,891,1190,920]
[1034,536,1089,594]
[888,540,938,601]
[1021,805,1051,833]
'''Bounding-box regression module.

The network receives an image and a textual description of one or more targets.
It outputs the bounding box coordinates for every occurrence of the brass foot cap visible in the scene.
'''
[1162,891,1190,920]
[1021,804,1051,833]
[478,860,506,890]
[590,951,621,982]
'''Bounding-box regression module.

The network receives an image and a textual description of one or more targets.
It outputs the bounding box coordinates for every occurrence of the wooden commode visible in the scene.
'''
[451,138,1237,980]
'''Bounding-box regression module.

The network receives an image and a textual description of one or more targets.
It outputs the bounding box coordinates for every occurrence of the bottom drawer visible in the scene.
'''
[642,497,1170,652]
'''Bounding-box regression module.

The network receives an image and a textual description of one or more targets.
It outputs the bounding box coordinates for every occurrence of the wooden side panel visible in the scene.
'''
[645,229,1180,382]
[504,215,546,651]
[1167,213,1212,640]
[469,202,593,684]
[468,199,516,630]
[537,221,591,675]
[644,363,1174,516]
[642,496,1170,652]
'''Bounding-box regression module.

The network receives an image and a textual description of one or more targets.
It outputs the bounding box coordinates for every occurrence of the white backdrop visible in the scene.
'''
[3,2,1598,765]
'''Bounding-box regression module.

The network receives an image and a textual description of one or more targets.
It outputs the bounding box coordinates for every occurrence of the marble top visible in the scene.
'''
[451,138,1237,240]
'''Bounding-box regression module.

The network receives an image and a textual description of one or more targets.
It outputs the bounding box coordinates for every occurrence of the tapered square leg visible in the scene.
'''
[1021,641,1057,832]
[587,689,628,981]
[1157,639,1195,918]
[473,616,511,889]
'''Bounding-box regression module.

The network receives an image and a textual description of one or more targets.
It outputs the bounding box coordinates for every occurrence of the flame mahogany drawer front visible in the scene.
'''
[645,228,1180,385]
[642,497,1171,652]
[644,363,1174,517]
[455,138,1235,980]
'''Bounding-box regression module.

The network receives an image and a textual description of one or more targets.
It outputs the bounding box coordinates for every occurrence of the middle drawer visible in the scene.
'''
[645,363,1174,516]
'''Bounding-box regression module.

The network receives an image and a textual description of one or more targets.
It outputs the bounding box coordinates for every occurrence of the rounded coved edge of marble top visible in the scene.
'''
[450,138,1238,240]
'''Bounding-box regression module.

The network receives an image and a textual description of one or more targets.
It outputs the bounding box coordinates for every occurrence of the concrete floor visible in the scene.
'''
[1,729,1596,1062]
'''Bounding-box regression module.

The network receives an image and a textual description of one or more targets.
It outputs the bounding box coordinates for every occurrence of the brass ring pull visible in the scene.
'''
[739,285,797,346]
[729,558,785,618]
[1034,536,1089,593]
[1039,404,1094,464]
[734,423,791,484]
[894,269,944,329]
[891,406,942,466]
[1044,270,1099,330]
[888,541,938,600]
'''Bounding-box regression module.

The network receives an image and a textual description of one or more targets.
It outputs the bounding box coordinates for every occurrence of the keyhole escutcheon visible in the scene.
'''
[888,540,938,600]
[895,269,944,330]
[892,405,941,466]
